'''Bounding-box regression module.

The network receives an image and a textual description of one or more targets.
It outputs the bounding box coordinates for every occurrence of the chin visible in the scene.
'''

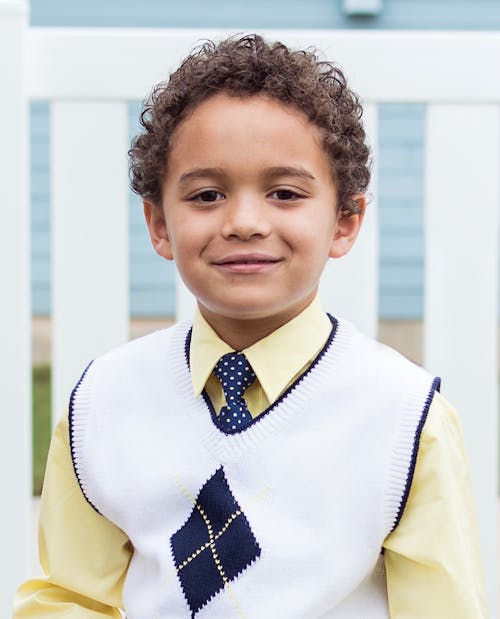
[219,307,273,321]
[216,302,305,324]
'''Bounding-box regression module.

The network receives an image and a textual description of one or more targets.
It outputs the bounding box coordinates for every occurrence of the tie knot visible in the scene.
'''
[213,353,256,395]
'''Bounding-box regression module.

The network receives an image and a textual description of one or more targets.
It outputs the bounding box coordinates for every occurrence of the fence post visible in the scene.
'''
[424,104,499,614]
[175,270,196,322]
[319,103,378,337]
[0,0,30,613]
[51,102,129,425]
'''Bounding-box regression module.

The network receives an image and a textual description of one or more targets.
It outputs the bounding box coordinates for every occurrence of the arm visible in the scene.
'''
[383,392,488,618]
[14,415,132,618]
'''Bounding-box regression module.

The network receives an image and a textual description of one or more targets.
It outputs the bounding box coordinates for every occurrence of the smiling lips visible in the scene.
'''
[213,253,282,273]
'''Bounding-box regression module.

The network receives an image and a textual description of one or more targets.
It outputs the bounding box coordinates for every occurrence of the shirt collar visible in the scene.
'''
[190,297,332,402]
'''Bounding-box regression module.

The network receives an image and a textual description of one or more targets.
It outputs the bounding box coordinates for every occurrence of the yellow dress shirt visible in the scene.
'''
[14,299,488,618]
[190,297,332,415]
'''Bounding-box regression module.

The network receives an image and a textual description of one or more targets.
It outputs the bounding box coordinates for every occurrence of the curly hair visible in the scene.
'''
[129,34,370,216]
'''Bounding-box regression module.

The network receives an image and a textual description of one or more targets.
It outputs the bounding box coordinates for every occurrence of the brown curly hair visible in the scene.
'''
[129,34,370,215]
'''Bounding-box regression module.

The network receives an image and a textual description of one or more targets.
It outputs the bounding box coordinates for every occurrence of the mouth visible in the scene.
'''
[213,253,282,273]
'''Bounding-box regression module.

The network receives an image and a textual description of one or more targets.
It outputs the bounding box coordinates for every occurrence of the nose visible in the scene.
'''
[221,196,271,240]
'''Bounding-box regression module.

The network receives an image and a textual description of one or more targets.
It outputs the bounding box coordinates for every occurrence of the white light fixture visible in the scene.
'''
[343,0,382,16]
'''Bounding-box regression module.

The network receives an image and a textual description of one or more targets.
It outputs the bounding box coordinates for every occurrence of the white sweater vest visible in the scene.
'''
[70,318,438,619]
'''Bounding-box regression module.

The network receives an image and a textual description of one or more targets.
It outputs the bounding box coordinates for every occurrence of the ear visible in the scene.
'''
[329,195,366,259]
[143,200,174,261]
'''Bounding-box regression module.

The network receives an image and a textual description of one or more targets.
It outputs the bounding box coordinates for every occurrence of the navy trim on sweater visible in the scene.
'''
[185,314,339,436]
[68,360,102,514]
[391,375,442,532]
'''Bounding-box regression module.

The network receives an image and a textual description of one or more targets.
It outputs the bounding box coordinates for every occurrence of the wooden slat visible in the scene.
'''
[320,103,378,337]
[26,28,500,102]
[51,101,129,424]
[175,269,196,322]
[0,1,30,613]
[424,104,499,613]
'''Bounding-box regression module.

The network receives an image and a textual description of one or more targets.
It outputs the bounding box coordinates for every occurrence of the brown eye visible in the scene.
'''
[271,189,299,201]
[198,190,222,202]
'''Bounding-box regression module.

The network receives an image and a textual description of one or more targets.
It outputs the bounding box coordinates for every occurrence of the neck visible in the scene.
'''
[198,303,313,350]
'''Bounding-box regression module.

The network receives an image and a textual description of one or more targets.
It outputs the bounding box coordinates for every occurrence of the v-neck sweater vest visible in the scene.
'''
[69,318,439,619]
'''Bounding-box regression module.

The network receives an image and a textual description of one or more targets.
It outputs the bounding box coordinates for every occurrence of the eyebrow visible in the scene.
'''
[178,168,225,185]
[179,165,316,185]
[262,166,316,181]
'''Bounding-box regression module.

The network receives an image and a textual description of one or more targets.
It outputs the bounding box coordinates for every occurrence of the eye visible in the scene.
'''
[192,190,225,203]
[269,189,302,201]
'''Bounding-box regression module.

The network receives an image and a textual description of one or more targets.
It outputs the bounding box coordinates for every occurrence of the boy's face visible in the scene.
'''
[145,93,364,337]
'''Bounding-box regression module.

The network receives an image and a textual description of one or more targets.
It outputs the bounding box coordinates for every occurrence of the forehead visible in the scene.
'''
[167,93,330,178]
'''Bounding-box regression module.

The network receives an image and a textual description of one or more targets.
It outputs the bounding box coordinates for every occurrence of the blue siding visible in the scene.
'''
[128,102,177,316]
[378,104,425,319]
[30,101,50,315]
[30,0,500,29]
[29,0,500,319]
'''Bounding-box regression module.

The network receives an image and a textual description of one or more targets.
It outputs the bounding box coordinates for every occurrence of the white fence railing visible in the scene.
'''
[2,1,499,613]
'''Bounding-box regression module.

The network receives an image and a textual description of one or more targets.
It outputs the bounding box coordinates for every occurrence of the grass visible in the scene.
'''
[32,365,51,495]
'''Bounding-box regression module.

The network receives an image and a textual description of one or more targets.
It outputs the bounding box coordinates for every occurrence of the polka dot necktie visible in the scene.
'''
[213,352,256,433]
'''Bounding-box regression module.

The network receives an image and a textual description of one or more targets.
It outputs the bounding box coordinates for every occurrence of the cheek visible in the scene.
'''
[288,214,335,250]
[170,223,210,260]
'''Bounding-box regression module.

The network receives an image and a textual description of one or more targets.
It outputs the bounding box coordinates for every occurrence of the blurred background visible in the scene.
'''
[3,0,499,615]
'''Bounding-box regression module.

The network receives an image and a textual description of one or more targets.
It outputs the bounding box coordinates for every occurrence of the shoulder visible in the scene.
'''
[334,318,438,392]
[97,320,190,366]
[84,320,191,385]
[421,390,463,449]
[68,320,192,428]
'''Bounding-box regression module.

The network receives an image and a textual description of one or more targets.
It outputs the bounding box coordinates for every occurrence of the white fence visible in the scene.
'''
[2,0,499,614]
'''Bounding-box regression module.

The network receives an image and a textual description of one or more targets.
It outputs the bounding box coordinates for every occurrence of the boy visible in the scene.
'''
[15,34,487,618]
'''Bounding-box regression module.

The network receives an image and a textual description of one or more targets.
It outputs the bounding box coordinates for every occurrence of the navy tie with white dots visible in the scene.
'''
[213,352,257,433]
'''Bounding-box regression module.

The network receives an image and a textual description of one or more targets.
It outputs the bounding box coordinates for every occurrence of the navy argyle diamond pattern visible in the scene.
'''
[171,467,261,617]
